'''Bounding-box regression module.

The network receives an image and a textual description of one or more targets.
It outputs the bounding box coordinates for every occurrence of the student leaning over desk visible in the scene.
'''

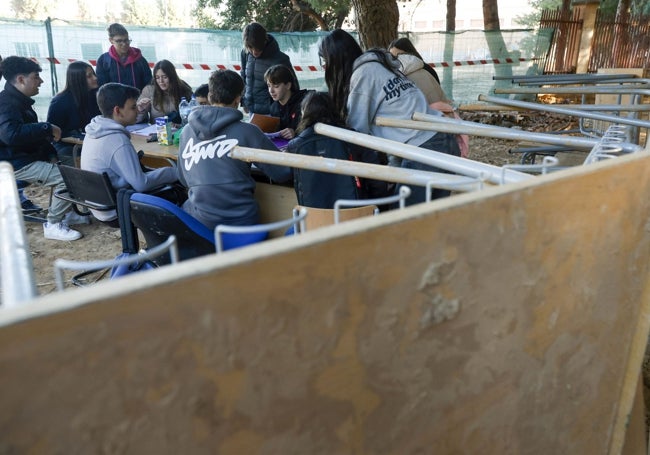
[178,69,291,230]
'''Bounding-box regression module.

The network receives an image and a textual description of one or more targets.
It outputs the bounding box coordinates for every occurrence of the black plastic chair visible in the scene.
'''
[54,164,117,217]
[128,192,215,264]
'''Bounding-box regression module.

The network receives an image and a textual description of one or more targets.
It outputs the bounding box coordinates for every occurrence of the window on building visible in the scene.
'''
[432,20,444,30]
[81,43,103,60]
[414,21,428,29]
[470,19,483,28]
[186,43,202,62]
[139,45,156,63]
[15,43,40,57]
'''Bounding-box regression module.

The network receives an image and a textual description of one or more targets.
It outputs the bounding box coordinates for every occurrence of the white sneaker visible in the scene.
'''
[63,210,91,226]
[43,222,82,241]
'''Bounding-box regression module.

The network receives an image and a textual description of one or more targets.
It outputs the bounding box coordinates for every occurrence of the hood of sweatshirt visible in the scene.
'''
[186,106,243,140]
[108,46,144,66]
[352,50,401,73]
[84,115,130,139]
[396,54,426,76]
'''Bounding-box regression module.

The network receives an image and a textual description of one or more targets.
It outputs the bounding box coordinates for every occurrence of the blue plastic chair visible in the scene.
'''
[129,192,215,263]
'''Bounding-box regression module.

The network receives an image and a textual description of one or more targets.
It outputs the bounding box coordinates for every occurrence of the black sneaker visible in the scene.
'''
[21,199,43,213]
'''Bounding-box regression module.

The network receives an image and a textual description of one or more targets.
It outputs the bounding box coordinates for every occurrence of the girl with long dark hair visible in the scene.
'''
[318,29,460,204]
[136,59,192,124]
[47,61,100,166]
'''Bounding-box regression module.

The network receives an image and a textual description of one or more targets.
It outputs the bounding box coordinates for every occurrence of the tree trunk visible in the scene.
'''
[444,0,456,98]
[446,0,455,31]
[351,0,399,50]
[482,0,513,90]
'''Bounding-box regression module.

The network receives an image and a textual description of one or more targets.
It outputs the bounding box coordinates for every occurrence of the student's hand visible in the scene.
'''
[50,124,62,142]
[137,97,151,113]
[279,128,295,140]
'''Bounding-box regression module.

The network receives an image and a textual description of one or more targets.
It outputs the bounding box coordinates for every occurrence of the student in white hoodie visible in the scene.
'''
[81,83,178,224]
[317,30,460,204]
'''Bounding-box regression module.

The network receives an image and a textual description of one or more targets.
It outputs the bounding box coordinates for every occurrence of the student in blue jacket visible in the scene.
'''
[96,23,152,90]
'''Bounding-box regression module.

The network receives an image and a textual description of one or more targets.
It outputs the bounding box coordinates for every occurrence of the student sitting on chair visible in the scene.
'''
[0,56,88,241]
[264,64,311,140]
[81,82,178,224]
[193,83,210,106]
[178,69,291,230]
[287,91,388,209]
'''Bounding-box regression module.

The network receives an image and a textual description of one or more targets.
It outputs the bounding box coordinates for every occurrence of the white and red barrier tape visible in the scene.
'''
[30,57,537,71]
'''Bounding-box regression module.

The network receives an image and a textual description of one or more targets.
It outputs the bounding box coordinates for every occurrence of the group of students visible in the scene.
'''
[0,22,462,243]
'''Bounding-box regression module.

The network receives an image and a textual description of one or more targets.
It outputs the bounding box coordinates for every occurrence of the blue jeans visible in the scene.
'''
[399,132,461,206]
[14,161,71,223]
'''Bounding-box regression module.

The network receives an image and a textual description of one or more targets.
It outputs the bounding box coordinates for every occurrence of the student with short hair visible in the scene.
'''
[47,61,101,166]
[178,69,291,230]
[81,82,178,223]
[264,64,311,140]
[193,83,209,106]
[96,23,152,90]
[240,22,299,115]
[0,56,88,241]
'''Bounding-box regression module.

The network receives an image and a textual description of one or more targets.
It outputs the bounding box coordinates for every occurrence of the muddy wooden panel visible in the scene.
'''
[2,154,650,454]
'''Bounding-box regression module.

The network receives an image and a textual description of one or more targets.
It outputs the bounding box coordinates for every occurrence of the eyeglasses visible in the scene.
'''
[113,39,131,45]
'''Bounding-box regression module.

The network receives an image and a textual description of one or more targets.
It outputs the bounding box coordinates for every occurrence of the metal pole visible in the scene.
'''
[230,146,490,192]
[0,163,37,307]
[312,123,531,184]
[478,94,650,131]
[44,17,58,94]
[410,112,643,154]
[493,85,650,95]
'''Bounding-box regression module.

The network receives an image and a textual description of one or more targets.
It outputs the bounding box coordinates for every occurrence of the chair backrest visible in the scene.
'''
[128,192,215,263]
[215,207,308,253]
[297,205,378,231]
[334,186,411,223]
[56,164,116,212]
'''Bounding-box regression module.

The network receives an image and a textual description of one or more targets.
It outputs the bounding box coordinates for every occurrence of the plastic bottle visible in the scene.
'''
[188,94,198,112]
[178,97,190,125]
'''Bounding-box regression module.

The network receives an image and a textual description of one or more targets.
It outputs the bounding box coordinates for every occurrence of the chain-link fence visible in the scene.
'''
[0,17,552,119]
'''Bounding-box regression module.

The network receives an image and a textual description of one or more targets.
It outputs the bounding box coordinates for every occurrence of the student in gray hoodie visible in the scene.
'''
[81,82,178,223]
[178,69,291,230]
[318,30,460,204]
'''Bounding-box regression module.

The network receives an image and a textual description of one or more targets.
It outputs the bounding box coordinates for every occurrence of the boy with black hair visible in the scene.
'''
[81,82,178,223]
[0,56,88,241]
[193,84,209,106]
[178,69,291,230]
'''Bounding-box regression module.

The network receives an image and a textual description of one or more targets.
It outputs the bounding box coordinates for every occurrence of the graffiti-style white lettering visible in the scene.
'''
[181,135,239,171]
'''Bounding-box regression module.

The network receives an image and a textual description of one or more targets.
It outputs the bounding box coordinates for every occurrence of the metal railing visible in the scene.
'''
[0,162,37,307]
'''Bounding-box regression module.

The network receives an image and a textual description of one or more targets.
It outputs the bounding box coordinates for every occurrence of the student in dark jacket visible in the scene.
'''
[240,22,299,115]
[96,23,152,90]
[47,61,101,166]
[264,64,311,140]
[0,56,88,241]
[178,69,291,230]
[286,91,389,209]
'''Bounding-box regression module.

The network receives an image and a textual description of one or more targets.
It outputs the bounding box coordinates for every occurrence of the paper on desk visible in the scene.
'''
[128,124,158,136]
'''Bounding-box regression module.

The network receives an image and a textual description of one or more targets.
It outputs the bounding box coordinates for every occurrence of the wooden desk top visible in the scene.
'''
[130,134,178,161]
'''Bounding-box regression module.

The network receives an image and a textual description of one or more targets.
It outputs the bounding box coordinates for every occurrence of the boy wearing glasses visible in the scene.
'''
[96,23,152,91]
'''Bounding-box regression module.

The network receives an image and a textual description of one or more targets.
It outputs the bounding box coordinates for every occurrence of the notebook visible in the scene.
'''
[249,113,281,133]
